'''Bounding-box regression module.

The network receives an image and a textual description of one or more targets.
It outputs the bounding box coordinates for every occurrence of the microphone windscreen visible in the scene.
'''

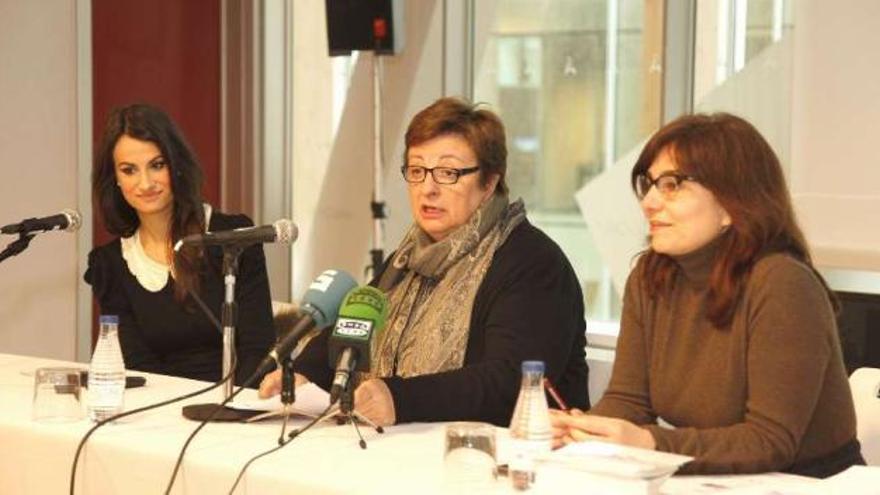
[337,286,388,331]
[300,269,358,328]
[62,209,82,233]
[327,286,388,374]
[273,219,298,244]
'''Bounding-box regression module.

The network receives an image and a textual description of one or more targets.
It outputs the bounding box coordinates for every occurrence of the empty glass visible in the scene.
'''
[32,367,85,423]
[444,422,498,492]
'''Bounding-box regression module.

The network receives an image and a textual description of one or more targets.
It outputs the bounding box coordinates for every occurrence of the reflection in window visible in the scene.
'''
[472,1,663,325]
[695,0,792,101]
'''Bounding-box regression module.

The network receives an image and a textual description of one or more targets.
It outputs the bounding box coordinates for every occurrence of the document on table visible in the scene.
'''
[545,441,693,480]
[226,382,337,421]
[661,466,880,495]
[661,472,816,494]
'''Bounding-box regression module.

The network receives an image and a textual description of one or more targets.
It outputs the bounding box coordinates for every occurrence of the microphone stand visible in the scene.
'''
[277,357,296,442]
[219,247,242,399]
[0,233,36,265]
[182,245,257,422]
[309,376,384,449]
[368,39,387,279]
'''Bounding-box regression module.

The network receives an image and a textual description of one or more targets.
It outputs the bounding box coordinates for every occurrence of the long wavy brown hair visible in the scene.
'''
[93,104,205,302]
[630,112,837,328]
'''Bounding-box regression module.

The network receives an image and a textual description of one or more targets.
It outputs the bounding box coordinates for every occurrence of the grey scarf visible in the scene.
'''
[372,195,526,378]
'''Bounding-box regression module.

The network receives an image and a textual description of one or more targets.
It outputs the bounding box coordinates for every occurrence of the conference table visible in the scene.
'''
[0,352,818,494]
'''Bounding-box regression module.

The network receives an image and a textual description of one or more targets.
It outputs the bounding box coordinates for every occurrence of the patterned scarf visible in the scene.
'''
[372,194,526,378]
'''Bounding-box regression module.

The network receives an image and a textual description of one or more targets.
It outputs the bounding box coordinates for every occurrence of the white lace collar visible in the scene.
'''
[121,204,213,292]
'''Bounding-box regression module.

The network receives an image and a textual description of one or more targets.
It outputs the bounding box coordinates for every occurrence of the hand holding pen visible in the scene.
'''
[545,382,657,450]
[543,377,570,412]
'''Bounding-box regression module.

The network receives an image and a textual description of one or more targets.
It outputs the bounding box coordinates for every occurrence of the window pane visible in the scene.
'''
[693,0,793,173]
[473,1,663,324]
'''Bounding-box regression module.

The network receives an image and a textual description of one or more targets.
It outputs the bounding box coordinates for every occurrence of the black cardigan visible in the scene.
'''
[294,220,589,426]
[84,212,275,386]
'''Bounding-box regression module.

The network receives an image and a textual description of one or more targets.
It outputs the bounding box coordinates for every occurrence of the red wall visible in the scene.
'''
[92,0,221,246]
[91,0,221,341]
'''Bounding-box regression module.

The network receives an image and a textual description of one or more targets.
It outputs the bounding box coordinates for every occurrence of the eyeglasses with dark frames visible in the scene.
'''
[635,171,697,199]
[400,165,480,185]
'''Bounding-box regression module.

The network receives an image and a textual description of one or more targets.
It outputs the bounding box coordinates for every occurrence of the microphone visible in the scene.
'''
[1,209,82,235]
[252,269,358,379]
[172,219,297,251]
[327,286,388,404]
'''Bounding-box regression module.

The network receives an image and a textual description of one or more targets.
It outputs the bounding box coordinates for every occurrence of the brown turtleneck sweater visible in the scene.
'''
[591,240,860,475]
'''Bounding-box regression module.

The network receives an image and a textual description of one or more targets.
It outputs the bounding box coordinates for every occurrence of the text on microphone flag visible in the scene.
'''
[333,318,374,339]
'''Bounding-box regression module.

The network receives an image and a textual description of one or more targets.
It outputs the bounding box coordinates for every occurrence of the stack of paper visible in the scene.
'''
[546,441,692,479]
[227,382,337,421]
[527,441,693,494]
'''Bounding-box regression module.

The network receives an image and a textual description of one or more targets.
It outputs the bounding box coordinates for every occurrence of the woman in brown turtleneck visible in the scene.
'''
[551,113,865,477]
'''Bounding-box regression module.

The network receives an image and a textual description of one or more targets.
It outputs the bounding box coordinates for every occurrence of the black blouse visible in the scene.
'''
[84,212,275,386]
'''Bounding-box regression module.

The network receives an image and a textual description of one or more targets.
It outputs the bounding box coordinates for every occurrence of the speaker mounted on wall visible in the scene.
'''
[325,0,404,56]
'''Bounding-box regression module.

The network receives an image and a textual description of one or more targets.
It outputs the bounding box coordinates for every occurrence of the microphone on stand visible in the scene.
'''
[172,219,297,251]
[252,269,359,380]
[181,268,357,422]
[1,209,82,235]
[0,209,82,265]
[327,286,388,404]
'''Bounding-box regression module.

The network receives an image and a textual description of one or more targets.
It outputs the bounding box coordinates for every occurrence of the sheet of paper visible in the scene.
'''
[661,472,817,495]
[547,440,693,479]
[662,464,879,494]
[227,382,332,418]
[821,466,880,493]
[574,144,648,295]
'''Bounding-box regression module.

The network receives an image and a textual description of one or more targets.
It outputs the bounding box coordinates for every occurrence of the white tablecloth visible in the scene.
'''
[2,353,467,494]
[0,353,821,494]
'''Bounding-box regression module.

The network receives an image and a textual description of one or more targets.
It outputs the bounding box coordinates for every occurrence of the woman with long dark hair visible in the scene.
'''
[551,113,864,477]
[85,103,274,385]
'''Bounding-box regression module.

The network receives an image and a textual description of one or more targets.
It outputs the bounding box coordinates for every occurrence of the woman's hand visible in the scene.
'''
[549,409,656,450]
[550,408,585,448]
[257,369,308,399]
[353,379,396,427]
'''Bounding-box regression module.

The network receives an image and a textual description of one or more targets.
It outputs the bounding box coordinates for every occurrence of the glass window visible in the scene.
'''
[471,1,664,329]
[694,0,793,103]
[693,0,793,176]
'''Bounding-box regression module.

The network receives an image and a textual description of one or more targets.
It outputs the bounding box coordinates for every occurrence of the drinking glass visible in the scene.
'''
[32,367,85,423]
[443,422,498,492]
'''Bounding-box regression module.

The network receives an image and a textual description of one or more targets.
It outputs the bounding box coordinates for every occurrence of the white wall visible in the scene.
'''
[0,0,86,360]
[790,0,880,272]
[291,0,446,296]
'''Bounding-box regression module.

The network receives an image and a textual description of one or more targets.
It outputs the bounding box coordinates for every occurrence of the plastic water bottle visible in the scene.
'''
[88,315,126,422]
[508,360,552,491]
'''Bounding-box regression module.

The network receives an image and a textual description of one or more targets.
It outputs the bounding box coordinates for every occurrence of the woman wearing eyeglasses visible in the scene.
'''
[550,113,864,477]
[260,97,589,426]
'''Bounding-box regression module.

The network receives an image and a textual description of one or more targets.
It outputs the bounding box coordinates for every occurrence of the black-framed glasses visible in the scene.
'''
[400,165,480,185]
[635,171,697,199]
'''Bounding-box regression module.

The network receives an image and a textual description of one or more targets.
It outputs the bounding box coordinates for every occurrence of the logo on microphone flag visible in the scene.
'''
[333,318,373,339]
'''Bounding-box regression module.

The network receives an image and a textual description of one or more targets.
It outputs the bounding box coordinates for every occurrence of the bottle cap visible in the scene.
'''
[99,315,119,325]
[521,360,544,373]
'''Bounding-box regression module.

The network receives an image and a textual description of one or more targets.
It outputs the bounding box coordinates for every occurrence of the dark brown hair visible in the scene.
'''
[404,96,508,195]
[630,112,836,327]
[92,103,205,302]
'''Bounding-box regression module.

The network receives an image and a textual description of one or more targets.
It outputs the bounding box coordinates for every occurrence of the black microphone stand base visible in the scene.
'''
[311,406,383,433]
[182,403,263,422]
[309,384,385,449]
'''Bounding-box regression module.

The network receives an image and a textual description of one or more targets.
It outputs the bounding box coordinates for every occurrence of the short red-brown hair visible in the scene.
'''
[404,97,508,195]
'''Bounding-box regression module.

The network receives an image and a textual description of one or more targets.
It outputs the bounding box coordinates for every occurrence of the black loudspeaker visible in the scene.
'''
[325,0,404,56]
